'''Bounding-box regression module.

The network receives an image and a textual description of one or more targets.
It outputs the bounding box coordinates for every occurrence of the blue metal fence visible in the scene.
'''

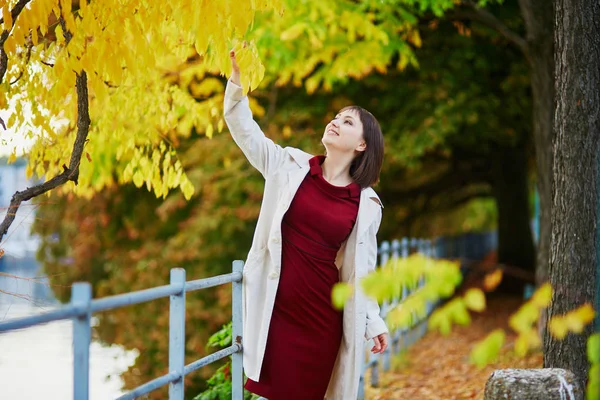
[0,232,497,400]
[358,232,497,399]
[0,262,245,400]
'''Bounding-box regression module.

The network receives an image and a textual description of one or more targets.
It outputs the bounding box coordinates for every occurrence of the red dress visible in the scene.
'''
[245,155,361,400]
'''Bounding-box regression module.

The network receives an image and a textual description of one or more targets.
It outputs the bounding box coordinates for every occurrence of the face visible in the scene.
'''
[321,109,366,155]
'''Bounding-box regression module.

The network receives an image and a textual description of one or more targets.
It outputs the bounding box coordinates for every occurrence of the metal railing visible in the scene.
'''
[1,231,497,400]
[358,232,498,399]
[0,261,245,400]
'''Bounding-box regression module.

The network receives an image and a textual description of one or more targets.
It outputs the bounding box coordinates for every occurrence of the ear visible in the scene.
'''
[355,141,367,152]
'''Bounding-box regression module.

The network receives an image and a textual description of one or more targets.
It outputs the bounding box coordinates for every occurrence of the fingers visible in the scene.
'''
[379,333,388,353]
[371,335,381,353]
[229,41,246,71]
[370,333,388,354]
[229,50,239,69]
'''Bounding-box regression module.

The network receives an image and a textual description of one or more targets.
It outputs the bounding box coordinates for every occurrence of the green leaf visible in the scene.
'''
[469,329,505,368]
[587,379,599,400]
[181,178,195,201]
[132,170,144,188]
[464,288,486,312]
[588,333,600,364]
[332,283,353,310]
[429,308,452,336]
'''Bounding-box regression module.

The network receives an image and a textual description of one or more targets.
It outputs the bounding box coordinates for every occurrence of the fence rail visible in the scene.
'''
[0,231,497,400]
[0,262,245,400]
[358,232,497,399]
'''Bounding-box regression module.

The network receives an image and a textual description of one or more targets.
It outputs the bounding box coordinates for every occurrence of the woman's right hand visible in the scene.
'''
[229,49,241,86]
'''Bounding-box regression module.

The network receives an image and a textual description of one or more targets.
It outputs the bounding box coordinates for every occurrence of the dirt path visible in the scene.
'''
[365,295,543,400]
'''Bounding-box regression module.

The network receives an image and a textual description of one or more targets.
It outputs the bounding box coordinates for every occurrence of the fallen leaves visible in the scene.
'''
[365,295,543,400]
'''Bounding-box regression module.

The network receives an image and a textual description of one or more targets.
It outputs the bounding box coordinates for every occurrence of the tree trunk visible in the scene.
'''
[491,145,536,294]
[518,0,554,287]
[543,0,600,386]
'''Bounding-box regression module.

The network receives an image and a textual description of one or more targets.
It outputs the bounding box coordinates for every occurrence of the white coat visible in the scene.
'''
[223,79,388,399]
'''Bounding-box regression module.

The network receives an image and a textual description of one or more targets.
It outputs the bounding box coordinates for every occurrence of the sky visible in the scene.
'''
[0,106,39,158]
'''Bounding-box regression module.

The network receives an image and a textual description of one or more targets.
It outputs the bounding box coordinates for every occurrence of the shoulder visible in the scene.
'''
[284,147,314,167]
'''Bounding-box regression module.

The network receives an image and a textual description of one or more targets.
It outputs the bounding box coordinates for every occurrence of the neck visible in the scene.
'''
[321,150,355,186]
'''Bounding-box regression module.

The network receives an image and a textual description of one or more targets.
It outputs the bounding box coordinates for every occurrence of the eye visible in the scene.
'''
[344,119,353,125]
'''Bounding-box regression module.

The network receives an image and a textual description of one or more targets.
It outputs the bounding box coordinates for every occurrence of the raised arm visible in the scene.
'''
[223,50,285,178]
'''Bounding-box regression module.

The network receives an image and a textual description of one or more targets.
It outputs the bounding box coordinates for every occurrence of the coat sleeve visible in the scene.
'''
[223,79,286,178]
[365,207,389,340]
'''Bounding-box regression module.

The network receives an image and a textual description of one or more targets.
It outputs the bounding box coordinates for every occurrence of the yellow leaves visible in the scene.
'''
[25,164,33,179]
[205,123,214,138]
[3,34,16,53]
[514,328,541,357]
[509,302,539,334]
[509,283,552,334]
[408,30,422,48]
[429,287,485,336]
[280,22,307,41]
[464,288,486,312]
[2,5,12,29]
[549,303,596,339]
[429,307,453,336]
[54,24,65,45]
[31,27,38,46]
[180,177,195,200]
[469,329,505,368]
[483,269,503,291]
[231,40,265,94]
[7,150,17,164]
[530,282,552,308]
[132,170,144,188]
[429,298,471,336]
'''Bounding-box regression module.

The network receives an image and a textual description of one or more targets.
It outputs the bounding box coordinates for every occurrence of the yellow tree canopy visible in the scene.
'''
[1,0,471,218]
[1,0,287,201]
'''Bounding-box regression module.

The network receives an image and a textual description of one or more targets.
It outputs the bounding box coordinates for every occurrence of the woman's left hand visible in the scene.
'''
[371,332,388,354]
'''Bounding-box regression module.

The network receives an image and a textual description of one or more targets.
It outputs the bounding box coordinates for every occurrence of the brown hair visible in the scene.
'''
[339,105,384,189]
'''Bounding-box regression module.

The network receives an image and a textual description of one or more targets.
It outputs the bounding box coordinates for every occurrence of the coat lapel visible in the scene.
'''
[287,165,310,200]
[285,148,313,204]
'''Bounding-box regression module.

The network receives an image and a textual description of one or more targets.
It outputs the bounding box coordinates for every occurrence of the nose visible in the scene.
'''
[331,118,339,128]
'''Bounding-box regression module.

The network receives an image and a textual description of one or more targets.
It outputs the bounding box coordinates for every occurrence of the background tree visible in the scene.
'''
[543,0,599,386]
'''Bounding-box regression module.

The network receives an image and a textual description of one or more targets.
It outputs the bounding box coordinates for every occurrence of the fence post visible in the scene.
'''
[399,238,410,346]
[391,239,401,355]
[379,241,391,372]
[231,260,244,400]
[72,282,91,400]
[169,268,186,400]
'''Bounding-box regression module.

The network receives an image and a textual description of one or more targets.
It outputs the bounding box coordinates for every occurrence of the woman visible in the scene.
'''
[224,49,389,400]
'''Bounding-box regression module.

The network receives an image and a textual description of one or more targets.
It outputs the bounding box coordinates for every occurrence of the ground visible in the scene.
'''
[365,295,544,400]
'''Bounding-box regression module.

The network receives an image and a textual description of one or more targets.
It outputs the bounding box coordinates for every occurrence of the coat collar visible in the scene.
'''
[286,148,382,239]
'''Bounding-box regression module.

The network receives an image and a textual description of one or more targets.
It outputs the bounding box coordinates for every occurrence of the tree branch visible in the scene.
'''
[0,15,91,243]
[0,0,33,84]
[447,2,531,65]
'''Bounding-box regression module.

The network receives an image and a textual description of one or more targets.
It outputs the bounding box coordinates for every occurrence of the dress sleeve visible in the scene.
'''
[223,79,286,178]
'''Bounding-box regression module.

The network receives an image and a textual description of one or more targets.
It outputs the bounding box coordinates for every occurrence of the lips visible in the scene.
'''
[327,128,339,136]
